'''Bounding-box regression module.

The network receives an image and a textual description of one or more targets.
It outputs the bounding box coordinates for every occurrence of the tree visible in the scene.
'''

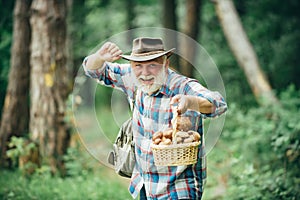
[162,0,180,70]
[0,1,15,118]
[30,0,71,175]
[0,0,32,167]
[213,0,278,106]
[125,0,136,45]
[180,0,202,77]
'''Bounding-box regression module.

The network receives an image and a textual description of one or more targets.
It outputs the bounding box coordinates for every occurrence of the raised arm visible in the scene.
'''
[85,42,123,70]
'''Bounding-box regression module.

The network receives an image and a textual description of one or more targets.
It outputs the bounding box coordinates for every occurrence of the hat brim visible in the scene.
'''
[121,48,175,62]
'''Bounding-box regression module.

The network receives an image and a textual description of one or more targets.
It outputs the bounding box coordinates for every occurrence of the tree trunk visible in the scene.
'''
[0,0,32,168]
[213,0,278,106]
[30,0,71,175]
[180,0,202,77]
[162,0,180,70]
[125,0,136,45]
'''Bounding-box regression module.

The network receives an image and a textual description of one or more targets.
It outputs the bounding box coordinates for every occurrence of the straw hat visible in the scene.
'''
[121,37,175,62]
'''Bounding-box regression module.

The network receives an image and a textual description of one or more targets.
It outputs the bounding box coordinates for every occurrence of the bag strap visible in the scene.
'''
[115,88,137,145]
[131,87,137,112]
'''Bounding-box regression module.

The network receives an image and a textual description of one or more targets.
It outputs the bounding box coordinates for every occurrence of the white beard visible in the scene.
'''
[132,66,167,95]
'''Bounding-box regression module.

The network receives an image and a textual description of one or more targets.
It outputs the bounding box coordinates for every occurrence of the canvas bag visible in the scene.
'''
[107,118,135,178]
[107,90,137,178]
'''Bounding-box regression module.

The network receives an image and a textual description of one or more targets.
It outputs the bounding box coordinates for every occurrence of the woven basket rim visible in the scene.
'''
[150,141,200,150]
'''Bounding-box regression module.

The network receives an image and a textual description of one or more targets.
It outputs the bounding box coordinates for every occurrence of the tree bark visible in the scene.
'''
[162,0,180,70]
[214,0,278,105]
[125,0,136,45]
[0,0,32,168]
[180,0,202,77]
[30,0,71,175]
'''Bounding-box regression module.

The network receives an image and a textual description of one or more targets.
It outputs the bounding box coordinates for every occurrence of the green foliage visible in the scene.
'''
[0,169,131,200]
[236,0,300,91]
[95,103,122,142]
[217,85,300,199]
[6,136,40,177]
[63,146,95,177]
[0,1,299,199]
[6,136,37,167]
[2,139,131,199]
[201,1,257,108]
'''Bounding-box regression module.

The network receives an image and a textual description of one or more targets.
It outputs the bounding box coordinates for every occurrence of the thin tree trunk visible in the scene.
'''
[180,0,202,77]
[162,0,180,70]
[30,0,71,175]
[125,0,136,45]
[213,0,278,105]
[0,0,32,168]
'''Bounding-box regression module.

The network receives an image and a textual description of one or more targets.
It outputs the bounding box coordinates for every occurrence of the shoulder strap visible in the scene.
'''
[131,87,137,111]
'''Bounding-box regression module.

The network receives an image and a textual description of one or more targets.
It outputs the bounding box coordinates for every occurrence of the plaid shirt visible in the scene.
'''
[83,59,227,199]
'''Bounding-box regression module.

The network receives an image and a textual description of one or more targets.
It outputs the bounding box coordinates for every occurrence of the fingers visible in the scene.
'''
[104,42,122,54]
[170,95,188,115]
[98,42,123,61]
[177,97,188,114]
[99,42,112,52]
[109,44,123,57]
[170,94,181,105]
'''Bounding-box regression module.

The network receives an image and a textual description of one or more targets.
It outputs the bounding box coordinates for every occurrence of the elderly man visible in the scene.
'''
[83,37,227,199]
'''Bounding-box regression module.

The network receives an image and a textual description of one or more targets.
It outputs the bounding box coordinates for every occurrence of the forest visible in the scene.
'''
[0,0,299,199]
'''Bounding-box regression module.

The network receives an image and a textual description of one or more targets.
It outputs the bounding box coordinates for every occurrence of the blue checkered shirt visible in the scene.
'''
[83,59,227,199]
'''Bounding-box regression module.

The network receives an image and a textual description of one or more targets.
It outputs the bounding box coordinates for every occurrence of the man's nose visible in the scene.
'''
[141,66,151,76]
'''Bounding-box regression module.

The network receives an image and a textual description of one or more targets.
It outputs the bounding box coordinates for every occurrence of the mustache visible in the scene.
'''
[138,75,156,81]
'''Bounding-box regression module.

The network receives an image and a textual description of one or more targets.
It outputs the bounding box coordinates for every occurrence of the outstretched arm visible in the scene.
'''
[170,95,216,115]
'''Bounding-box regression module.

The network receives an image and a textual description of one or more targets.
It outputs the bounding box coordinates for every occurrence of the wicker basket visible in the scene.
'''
[151,141,201,166]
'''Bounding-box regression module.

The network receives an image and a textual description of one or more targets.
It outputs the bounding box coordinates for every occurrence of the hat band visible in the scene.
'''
[131,50,165,57]
[134,47,165,53]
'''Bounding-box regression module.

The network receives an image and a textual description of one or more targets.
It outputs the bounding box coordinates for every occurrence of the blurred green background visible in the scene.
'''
[0,0,299,199]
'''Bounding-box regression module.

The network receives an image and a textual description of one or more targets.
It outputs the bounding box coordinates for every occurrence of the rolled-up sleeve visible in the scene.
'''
[82,56,106,79]
[82,57,132,91]
[185,80,227,118]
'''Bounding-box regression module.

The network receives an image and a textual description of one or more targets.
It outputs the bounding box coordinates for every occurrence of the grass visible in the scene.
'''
[0,109,132,200]
[0,167,132,200]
